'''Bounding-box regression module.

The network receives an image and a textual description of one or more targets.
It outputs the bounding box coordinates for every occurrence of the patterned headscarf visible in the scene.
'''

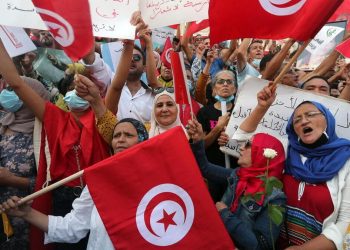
[116,118,148,142]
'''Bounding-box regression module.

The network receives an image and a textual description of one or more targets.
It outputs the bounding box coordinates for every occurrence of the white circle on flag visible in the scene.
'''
[35,7,74,47]
[259,0,306,16]
[165,48,174,65]
[136,184,194,246]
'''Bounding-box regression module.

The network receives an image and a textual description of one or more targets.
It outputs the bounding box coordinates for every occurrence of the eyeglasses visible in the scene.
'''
[292,111,323,125]
[132,54,142,62]
[216,79,234,85]
[152,87,174,95]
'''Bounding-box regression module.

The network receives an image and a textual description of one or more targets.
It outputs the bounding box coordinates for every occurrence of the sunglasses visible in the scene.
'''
[132,54,142,62]
[216,78,234,85]
[152,87,174,95]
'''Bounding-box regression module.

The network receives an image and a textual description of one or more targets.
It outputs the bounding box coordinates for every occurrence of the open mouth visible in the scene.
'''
[303,127,313,134]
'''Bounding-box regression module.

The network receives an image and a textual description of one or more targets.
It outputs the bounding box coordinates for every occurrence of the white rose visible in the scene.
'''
[263,148,278,159]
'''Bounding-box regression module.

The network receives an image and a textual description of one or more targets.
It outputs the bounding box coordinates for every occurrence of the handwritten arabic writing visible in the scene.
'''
[93,24,116,33]
[6,3,35,12]
[145,0,209,20]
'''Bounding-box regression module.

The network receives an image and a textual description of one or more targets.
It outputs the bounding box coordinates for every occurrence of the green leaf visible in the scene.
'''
[253,192,264,201]
[268,204,284,226]
[268,177,283,189]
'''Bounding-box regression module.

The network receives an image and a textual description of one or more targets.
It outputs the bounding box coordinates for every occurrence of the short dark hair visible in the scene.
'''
[260,53,275,72]
[133,45,146,65]
[300,75,330,93]
[248,40,263,53]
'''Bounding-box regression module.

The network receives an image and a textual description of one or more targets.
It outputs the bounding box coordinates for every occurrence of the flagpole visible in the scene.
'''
[221,101,231,169]
[19,170,84,204]
[272,39,311,88]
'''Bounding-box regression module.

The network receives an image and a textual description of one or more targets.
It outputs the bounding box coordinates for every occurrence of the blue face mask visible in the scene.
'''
[0,89,23,113]
[214,95,235,103]
[63,90,89,111]
[252,58,262,68]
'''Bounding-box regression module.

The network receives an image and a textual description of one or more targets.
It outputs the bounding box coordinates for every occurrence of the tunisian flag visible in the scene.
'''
[160,37,173,68]
[336,38,350,58]
[84,127,235,249]
[170,51,190,105]
[209,0,343,44]
[32,0,93,61]
[185,20,209,38]
[329,1,350,30]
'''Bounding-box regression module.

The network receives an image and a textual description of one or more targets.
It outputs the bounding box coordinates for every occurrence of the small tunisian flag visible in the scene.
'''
[209,0,343,44]
[84,127,235,249]
[170,51,190,105]
[185,20,209,38]
[336,38,350,58]
[160,37,173,68]
[32,0,93,61]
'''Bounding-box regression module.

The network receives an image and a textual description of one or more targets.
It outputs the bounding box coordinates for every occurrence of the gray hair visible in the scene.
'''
[211,70,238,88]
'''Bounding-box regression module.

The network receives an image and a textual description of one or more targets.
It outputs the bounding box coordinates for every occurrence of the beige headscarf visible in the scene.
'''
[149,91,186,138]
[0,76,50,134]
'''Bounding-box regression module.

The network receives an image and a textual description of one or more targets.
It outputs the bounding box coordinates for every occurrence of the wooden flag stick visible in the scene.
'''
[20,170,84,204]
[272,39,311,88]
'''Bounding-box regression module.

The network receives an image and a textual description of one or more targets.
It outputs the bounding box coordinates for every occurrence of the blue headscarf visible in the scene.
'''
[286,101,350,183]
[116,118,148,142]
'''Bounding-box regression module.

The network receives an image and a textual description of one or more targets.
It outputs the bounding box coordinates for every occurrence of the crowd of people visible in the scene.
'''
[0,11,349,250]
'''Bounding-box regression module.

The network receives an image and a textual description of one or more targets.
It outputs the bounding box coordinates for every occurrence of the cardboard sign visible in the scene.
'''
[296,21,346,71]
[0,25,37,57]
[0,0,47,30]
[222,77,350,157]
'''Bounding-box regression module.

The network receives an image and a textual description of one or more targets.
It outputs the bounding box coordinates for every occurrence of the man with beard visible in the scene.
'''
[116,45,154,123]
[38,30,59,49]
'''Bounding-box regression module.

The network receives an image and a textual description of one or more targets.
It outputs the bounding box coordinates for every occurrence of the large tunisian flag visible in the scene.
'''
[209,0,343,44]
[84,127,235,249]
[32,0,93,61]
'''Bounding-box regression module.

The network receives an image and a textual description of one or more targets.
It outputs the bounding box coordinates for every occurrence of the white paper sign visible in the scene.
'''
[89,0,137,39]
[140,0,209,29]
[222,77,350,157]
[0,25,37,57]
[296,21,346,71]
[0,0,47,30]
[151,27,175,51]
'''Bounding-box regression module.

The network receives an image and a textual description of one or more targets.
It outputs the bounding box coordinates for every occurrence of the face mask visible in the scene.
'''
[64,90,89,111]
[214,95,235,103]
[186,79,194,92]
[0,89,23,113]
[252,58,261,68]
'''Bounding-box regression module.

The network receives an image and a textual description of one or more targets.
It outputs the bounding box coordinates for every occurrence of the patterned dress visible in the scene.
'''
[0,132,36,250]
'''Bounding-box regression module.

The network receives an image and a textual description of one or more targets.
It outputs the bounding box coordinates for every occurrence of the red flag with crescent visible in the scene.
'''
[209,0,343,44]
[84,127,235,249]
[170,51,190,105]
[160,37,173,68]
[32,0,93,61]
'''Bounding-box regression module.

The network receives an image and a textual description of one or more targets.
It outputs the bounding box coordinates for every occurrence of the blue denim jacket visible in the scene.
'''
[191,140,286,250]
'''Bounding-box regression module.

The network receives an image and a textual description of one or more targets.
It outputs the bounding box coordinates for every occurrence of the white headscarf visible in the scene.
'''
[149,91,186,138]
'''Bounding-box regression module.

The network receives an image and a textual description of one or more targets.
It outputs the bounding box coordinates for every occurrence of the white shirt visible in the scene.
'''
[117,85,154,123]
[45,187,114,250]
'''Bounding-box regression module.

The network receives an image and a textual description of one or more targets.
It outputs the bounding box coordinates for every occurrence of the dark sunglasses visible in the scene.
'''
[132,54,142,62]
[152,87,174,95]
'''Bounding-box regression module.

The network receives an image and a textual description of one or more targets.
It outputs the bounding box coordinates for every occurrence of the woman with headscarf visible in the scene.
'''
[0,77,50,250]
[149,88,186,138]
[0,118,148,250]
[232,84,350,250]
[188,119,286,250]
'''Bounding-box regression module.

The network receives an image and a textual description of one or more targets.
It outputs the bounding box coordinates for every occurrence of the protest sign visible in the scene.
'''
[0,25,36,57]
[101,41,124,73]
[221,77,350,157]
[296,21,346,71]
[140,0,209,29]
[0,0,47,30]
[90,0,137,39]
[151,27,175,52]
[33,47,71,83]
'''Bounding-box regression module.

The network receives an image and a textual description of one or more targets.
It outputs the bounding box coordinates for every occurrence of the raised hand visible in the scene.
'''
[74,74,101,104]
[257,82,277,109]
[218,130,229,146]
[186,119,204,143]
